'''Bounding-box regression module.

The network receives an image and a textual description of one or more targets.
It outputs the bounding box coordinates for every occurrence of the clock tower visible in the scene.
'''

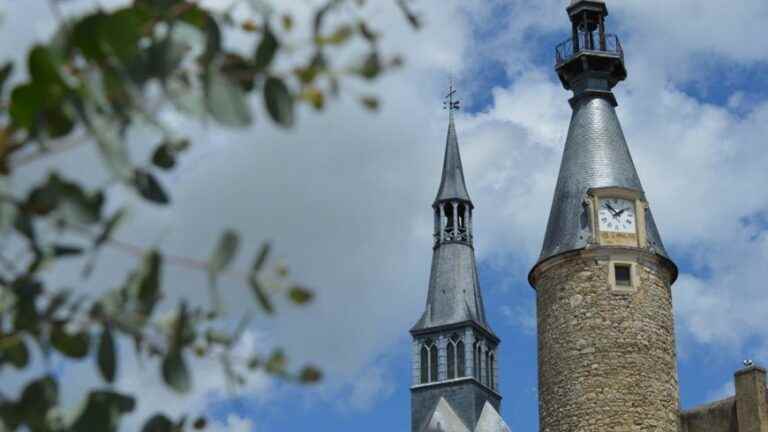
[529,1,680,431]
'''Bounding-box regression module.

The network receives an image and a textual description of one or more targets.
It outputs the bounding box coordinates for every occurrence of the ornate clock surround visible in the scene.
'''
[586,186,648,249]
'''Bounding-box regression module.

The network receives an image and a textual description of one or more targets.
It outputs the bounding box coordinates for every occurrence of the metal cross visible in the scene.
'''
[443,79,461,112]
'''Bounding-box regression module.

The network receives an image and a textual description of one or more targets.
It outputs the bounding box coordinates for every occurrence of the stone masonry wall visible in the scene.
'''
[534,249,679,432]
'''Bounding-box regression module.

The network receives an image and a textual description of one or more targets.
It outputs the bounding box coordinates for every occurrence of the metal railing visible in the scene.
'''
[555,33,623,66]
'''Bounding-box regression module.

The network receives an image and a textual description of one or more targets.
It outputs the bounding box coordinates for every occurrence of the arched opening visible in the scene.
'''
[457,340,465,378]
[420,345,429,384]
[489,352,495,389]
[429,345,438,382]
[447,342,455,379]
[474,342,482,379]
[444,202,454,234]
[458,203,466,231]
[485,350,491,387]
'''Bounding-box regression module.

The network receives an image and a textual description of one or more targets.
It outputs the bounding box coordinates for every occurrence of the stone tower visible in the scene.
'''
[410,94,503,432]
[529,1,680,431]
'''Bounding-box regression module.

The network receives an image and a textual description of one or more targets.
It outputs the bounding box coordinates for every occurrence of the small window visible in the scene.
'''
[430,345,438,382]
[614,264,631,287]
[447,343,455,379]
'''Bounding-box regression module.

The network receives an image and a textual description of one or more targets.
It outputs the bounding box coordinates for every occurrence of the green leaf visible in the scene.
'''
[264,76,294,127]
[142,414,174,432]
[97,326,117,383]
[357,52,381,80]
[18,376,58,429]
[28,45,63,85]
[132,250,162,318]
[70,12,109,61]
[221,53,257,92]
[95,208,127,248]
[151,144,176,170]
[265,349,286,374]
[254,25,279,70]
[1,335,29,369]
[208,230,240,276]
[151,138,190,170]
[252,242,271,273]
[318,24,354,45]
[51,244,84,257]
[12,278,41,332]
[205,64,252,127]
[104,8,147,61]
[360,96,380,111]
[69,390,135,432]
[299,366,323,383]
[288,286,314,305]
[248,243,273,313]
[161,351,191,394]
[50,326,90,359]
[357,22,378,43]
[9,83,46,129]
[193,417,207,429]
[26,173,104,224]
[249,277,274,315]
[133,169,170,205]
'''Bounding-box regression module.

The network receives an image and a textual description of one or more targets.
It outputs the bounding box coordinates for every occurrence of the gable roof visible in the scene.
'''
[474,402,511,432]
[420,397,470,432]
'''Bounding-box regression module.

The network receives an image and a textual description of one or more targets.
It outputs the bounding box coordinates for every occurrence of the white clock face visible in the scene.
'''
[598,198,636,234]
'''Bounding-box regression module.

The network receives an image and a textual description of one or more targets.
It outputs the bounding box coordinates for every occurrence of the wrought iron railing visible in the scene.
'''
[555,33,623,66]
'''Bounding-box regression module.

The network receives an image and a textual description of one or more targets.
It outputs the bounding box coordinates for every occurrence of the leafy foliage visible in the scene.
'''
[0,0,419,430]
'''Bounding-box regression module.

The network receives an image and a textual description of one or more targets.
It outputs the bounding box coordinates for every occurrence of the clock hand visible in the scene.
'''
[604,203,618,216]
[615,208,627,218]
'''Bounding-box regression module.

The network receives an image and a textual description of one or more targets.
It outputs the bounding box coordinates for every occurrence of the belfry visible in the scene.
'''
[410,85,509,432]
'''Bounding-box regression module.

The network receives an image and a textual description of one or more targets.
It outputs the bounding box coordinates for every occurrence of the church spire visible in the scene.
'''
[414,84,487,331]
[435,82,472,205]
[410,83,502,432]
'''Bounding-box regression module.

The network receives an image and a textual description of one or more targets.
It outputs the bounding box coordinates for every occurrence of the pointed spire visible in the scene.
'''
[435,82,472,205]
[412,81,492,333]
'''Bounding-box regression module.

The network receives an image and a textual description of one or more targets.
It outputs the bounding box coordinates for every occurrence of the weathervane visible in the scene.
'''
[443,78,461,112]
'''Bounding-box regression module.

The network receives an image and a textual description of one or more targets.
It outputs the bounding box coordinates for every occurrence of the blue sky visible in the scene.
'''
[6,1,768,431]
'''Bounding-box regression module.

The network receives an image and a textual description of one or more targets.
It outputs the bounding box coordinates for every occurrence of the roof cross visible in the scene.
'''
[443,79,461,112]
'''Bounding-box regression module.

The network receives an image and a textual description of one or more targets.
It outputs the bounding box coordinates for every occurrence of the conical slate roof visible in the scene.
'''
[412,243,490,332]
[538,96,669,263]
[413,113,492,334]
[435,112,472,204]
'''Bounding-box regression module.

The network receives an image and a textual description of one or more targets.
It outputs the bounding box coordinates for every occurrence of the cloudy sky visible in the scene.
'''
[5,0,768,430]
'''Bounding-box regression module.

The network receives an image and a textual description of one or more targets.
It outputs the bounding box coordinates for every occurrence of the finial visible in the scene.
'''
[744,359,754,367]
[443,77,461,113]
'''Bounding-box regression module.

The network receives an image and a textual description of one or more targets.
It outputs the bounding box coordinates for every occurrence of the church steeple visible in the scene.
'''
[414,85,487,331]
[410,84,504,432]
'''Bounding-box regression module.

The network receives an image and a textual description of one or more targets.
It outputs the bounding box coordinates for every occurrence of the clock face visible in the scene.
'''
[598,198,636,234]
